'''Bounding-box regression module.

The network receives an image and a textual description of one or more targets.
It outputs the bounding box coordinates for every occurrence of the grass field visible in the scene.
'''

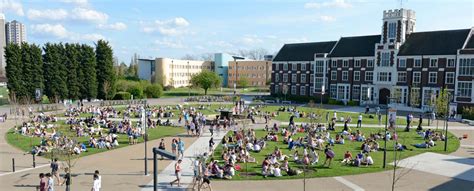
[211,127,459,180]
[6,123,185,160]
[258,105,429,126]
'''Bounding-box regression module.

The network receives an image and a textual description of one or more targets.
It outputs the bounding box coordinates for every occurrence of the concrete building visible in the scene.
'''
[228,60,272,88]
[0,14,6,77]
[214,53,234,87]
[271,8,474,110]
[138,58,214,88]
[5,20,26,45]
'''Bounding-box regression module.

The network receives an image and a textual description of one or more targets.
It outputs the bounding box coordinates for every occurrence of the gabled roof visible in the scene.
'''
[273,41,337,61]
[328,35,380,57]
[398,29,471,56]
[465,32,474,49]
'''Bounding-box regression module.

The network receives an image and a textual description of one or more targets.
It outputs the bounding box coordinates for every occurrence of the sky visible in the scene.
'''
[1,0,473,64]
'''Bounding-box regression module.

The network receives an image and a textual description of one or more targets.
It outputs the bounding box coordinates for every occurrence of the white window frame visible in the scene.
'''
[447,59,455,68]
[445,72,455,84]
[355,60,361,67]
[300,74,306,83]
[354,71,360,81]
[342,71,348,81]
[332,60,337,68]
[397,72,407,82]
[331,71,337,80]
[275,74,279,82]
[428,72,437,84]
[457,81,473,98]
[343,60,349,67]
[283,63,288,71]
[399,58,406,68]
[330,84,337,99]
[301,64,306,71]
[300,86,306,95]
[292,74,297,83]
[413,72,421,84]
[414,59,422,68]
[291,86,296,95]
[430,59,438,68]
[352,85,360,100]
[367,59,374,68]
[365,71,373,82]
[309,87,315,96]
[283,74,288,82]
[381,52,390,66]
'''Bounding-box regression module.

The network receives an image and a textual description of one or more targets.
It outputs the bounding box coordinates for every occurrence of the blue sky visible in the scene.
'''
[1,0,473,64]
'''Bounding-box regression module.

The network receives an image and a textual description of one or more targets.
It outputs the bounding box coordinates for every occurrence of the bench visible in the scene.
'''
[153,148,177,160]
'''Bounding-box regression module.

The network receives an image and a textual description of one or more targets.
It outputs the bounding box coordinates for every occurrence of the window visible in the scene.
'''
[398,72,407,82]
[457,82,472,97]
[428,72,437,84]
[292,74,297,83]
[445,72,455,84]
[342,71,348,81]
[300,86,306,95]
[291,86,296,95]
[330,85,337,99]
[413,72,421,83]
[355,60,361,67]
[388,22,396,39]
[337,85,346,100]
[367,59,374,67]
[399,59,406,68]
[423,88,439,106]
[365,71,373,82]
[301,64,306,71]
[332,60,337,68]
[343,60,349,67]
[274,85,279,93]
[300,74,306,83]
[381,52,390,66]
[315,61,324,74]
[361,87,373,101]
[314,77,324,91]
[310,74,314,84]
[292,63,297,70]
[378,72,391,82]
[283,63,288,70]
[430,59,438,67]
[447,59,455,68]
[275,74,279,82]
[352,85,360,100]
[283,74,288,82]
[310,87,315,96]
[354,71,360,81]
[459,58,474,76]
[414,59,421,68]
[331,71,337,80]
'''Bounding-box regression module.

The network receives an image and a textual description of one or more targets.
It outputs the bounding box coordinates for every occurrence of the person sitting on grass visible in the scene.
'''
[341,150,353,165]
[413,141,430,148]
[361,154,374,166]
[428,139,436,147]
[273,164,282,177]
[262,157,270,178]
[335,134,345,144]
[395,142,411,151]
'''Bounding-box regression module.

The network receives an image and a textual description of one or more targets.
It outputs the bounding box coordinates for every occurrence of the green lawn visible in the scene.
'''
[258,105,428,126]
[6,123,185,160]
[211,127,459,180]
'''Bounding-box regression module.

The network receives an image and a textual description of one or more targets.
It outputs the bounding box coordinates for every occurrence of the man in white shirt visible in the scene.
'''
[94,170,101,190]
[357,114,363,128]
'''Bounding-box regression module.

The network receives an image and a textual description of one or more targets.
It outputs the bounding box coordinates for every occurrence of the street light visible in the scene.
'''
[187,61,190,98]
[232,56,245,95]
[143,101,148,175]
[383,96,398,168]
[444,92,458,152]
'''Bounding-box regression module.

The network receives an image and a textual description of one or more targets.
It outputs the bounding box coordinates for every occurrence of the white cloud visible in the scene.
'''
[142,17,190,36]
[71,7,108,23]
[240,35,264,46]
[60,0,88,7]
[209,41,234,48]
[0,0,24,16]
[98,22,127,30]
[154,38,186,49]
[304,0,352,9]
[31,24,69,39]
[27,9,68,21]
[79,33,105,41]
[316,15,336,22]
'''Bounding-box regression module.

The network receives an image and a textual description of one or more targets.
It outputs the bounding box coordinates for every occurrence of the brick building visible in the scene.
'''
[271,8,474,110]
[228,60,271,88]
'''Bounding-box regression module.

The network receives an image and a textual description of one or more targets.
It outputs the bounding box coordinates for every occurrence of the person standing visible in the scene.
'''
[50,159,61,185]
[61,168,71,191]
[209,137,215,152]
[92,174,100,191]
[357,114,362,128]
[417,114,423,131]
[170,159,182,187]
[177,138,185,159]
[94,170,101,191]
[171,139,177,156]
[46,173,54,191]
[39,173,47,191]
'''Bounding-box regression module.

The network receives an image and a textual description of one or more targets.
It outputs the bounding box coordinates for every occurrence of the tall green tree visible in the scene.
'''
[4,43,24,101]
[43,43,68,103]
[29,44,44,102]
[95,40,116,100]
[65,43,81,100]
[190,70,222,95]
[79,44,98,100]
[435,88,450,117]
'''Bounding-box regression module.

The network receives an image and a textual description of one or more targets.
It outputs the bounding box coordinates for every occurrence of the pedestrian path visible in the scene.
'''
[393,152,474,182]
[141,128,228,191]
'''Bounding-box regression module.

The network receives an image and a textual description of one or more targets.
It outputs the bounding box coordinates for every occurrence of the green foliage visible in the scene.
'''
[43,43,68,103]
[328,98,344,105]
[144,84,163,98]
[79,44,98,100]
[20,43,44,103]
[237,76,250,88]
[127,85,144,99]
[435,88,450,117]
[347,100,359,106]
[65,43,81,100]
[5,43,23,101]
[95,40,116,100]
[113,91,131,100]
[460,106,474,120]
[190,70,222,95]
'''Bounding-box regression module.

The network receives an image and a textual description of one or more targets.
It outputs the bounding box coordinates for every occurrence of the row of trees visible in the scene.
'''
[5,40,116,103]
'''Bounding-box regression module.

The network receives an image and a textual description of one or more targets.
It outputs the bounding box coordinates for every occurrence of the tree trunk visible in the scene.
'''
[204,88,208,95]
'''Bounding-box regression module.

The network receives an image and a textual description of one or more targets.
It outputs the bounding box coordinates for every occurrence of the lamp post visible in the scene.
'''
[187,61,190,98]
[444,93,457,152]
[383,96,397,168]
[143,101,148,175]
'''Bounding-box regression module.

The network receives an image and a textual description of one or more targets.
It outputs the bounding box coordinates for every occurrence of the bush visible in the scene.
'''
[461,106,474,120]
[163,86,174,91]
[328,99,344,105]
[127,85,144,99]
[347,100,359,106]
[144,84,163,98]
[113,92,131,100]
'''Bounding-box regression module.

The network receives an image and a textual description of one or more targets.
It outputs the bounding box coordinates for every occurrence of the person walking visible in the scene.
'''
[39,173,47,191]
[177,138,185,159]
[171,139,177,156]
[61,168,71,191]
[94,170,101,191]
[50,159,61,185]
[158,139,166,159]
[417,114,423,131]
[170,159,183,187]
[46,173,54,191]
[92,174,100,191]
[357,114,362,128]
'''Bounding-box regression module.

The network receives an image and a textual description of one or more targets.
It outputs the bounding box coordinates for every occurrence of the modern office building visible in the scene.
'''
[271,8,474,110]
[138,58,214,88]
[5,20,26,45]
[0,14,6,77]
[214,53,234,87]
[228,60,272,88]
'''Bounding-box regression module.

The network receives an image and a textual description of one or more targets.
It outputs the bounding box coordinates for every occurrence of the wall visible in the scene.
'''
[228,60,272,88]
[214,53,233,87]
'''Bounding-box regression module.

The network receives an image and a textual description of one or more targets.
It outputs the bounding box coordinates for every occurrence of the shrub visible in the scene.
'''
[113,91,131,100]
[328,99,344,105]
[461,106,474,120]
[127,85,144,99]
[347,100,359,106]
[144,84,163,98]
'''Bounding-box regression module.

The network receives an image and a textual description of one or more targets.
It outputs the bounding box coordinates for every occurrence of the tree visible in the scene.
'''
[190,71,221,95]
[144,84,163,98]
[43,43,68,103]
[79,44,98,100]
[237,48,269,60]
[21,43,44,103]
[95,40,116,100]
[65,43,81,100]
[181,54,197,60]
[5,43,24,101]
[435,88,450,117]
[237,76,250,88]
